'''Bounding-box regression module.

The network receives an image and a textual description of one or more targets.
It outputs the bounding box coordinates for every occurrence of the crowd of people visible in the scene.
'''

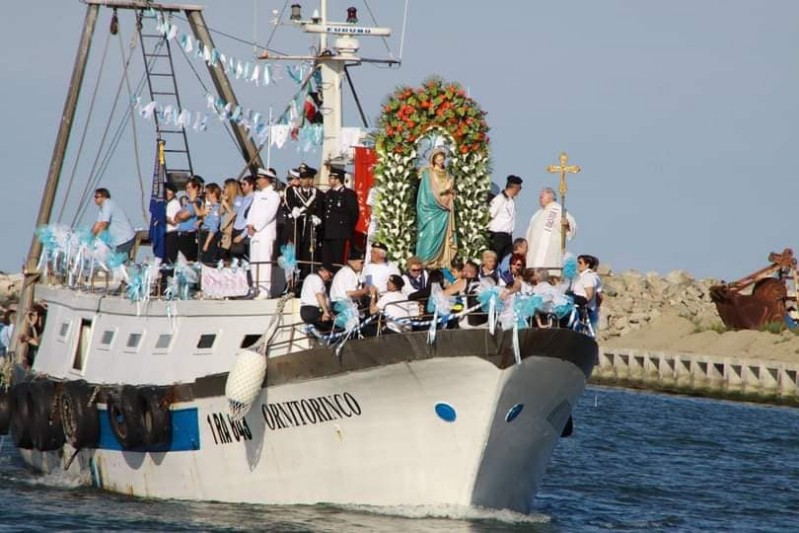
[91,161,602,335]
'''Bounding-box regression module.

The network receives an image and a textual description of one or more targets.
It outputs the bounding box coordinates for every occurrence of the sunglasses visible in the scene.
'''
[409,268,422,273]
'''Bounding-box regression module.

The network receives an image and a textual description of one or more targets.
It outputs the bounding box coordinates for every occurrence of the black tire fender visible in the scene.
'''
[60,380,100,449]
[29,380,66,452]
[10,382,33,449]
[107,385,145,450]
[0,387,10,435]
[139,386,172,448]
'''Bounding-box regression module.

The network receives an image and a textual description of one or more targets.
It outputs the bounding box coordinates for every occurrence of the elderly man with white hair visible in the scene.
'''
[360,242,400,296]
[525,187,577,275]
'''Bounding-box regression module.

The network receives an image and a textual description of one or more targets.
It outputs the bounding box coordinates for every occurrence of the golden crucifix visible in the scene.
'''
[546,152,581,254]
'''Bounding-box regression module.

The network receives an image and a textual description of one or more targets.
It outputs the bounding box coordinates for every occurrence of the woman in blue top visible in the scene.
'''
[174,177,203,262]
[200,183,222,265]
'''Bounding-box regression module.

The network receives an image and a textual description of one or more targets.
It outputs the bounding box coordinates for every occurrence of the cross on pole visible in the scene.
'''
[546,152,581,254]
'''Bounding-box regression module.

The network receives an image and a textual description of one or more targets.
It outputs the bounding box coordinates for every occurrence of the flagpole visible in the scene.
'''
[266,106,273,171]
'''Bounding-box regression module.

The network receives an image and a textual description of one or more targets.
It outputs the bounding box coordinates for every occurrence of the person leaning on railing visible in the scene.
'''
[300,263,334,331]
[369,274,419,334]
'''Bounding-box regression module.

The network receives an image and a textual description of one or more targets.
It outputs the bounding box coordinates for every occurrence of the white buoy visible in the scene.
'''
[224,349,267,420]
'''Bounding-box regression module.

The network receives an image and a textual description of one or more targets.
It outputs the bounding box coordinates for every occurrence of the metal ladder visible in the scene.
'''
[137,10,194,182]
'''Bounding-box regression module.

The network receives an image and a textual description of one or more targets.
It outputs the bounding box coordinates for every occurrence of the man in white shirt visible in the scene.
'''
[164,183,181,264]
[247,168,281,299]
[300,263,334,328]
[488,175,523,261]
[361,242,400,296]
[369,274,419,333]
[91,187,136,256]
[330,249,369,303]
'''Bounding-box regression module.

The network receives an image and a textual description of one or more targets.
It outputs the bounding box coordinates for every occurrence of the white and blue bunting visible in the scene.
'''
[153,10,311,89]
[132,95,323,151]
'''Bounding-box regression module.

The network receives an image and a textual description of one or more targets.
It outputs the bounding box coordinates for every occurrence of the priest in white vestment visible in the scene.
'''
[525,187,577,275]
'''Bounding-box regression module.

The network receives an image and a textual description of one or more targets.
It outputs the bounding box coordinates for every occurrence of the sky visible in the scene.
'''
[1,0,799,280]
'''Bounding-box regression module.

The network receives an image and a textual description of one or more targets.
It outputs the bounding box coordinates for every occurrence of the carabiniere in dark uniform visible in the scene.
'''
[321,165,359,269]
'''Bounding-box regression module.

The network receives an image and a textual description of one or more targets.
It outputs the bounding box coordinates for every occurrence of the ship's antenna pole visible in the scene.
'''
[266,106,273,170]
[399,0,409,62]
[14,4,100,361]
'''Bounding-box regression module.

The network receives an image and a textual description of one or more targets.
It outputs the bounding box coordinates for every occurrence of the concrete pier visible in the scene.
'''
[593,348,799,405]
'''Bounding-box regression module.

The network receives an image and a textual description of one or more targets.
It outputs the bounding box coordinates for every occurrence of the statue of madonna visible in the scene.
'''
[415,148,457,268]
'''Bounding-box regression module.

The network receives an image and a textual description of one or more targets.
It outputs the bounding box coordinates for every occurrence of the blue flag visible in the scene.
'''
[148,140,167,260]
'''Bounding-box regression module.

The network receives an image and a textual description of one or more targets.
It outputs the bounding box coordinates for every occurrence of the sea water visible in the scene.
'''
[2,387,798,532]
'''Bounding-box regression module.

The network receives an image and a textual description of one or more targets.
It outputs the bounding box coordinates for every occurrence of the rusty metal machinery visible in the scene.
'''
[709,249,796,330]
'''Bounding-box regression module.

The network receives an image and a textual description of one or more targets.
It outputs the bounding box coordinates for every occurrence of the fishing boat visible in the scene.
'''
[0,0,597,514]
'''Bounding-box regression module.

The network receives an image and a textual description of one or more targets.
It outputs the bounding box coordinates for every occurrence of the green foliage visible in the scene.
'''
[372,78,492,264]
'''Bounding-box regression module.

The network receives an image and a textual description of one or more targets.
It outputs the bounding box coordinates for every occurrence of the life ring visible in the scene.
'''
[107,385,145,450]
[138,386,172,448]
[0,387,11,435]
[60,380,100,449]
[29,380,66,451]
[10,382,34,449]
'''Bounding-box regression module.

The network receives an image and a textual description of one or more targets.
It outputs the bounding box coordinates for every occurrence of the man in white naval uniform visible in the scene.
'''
[525,187,577,276]
[247,168,281,299]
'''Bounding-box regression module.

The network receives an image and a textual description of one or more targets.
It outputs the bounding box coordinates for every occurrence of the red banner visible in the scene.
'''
[353,147,377,249]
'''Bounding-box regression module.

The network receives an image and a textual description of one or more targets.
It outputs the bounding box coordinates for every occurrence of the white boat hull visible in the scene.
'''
[21,342,590,513]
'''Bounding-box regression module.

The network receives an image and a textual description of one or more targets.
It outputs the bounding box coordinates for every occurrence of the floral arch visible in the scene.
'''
[372,77,492,266]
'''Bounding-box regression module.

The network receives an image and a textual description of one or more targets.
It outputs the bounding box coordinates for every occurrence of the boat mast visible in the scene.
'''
[263,1,391,185]
[13,0,271,360]
[14,3,100,359]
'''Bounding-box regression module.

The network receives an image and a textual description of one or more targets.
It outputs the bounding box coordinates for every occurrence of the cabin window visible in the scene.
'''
[100,330,115,346]
[155,334,172,350]
[197,334,216,350]
[59,322,70,338]
[240,334,261,349]
[72,319,92,372]
[127,333,142,349]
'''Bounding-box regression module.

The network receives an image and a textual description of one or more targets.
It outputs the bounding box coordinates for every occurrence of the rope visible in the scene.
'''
[258,293,293,356]
[72,39,157,225]
[73,40,161,224]
[170,11,288,58]
[56,29,114,223]
[363,0,395,58]
[118,25,149,222]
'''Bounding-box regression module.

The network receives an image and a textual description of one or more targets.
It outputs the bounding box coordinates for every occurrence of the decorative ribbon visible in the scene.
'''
[477,284,504,335]
[277,243,299,283]
[152,10,310,89]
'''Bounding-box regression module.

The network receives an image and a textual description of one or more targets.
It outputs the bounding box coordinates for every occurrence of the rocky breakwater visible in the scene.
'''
[0,272,22,308]
[597,267,721,342]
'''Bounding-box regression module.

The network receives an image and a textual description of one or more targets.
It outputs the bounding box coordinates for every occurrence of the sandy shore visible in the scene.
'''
[603,310,799,364]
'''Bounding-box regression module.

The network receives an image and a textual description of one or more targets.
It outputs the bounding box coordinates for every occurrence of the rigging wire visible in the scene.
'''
[56,29,114,223]
[252,0,259,57]
[118,23,149,223]
[80,56,155,224]
[174,41,240,151]
[259,0,288,55]
[170,10,288,58]
[363,0,395,59]
[73,38,160,224]
[399,0,409,63]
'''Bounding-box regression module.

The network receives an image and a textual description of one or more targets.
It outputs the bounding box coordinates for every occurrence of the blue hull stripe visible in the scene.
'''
[98,407,201,452]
